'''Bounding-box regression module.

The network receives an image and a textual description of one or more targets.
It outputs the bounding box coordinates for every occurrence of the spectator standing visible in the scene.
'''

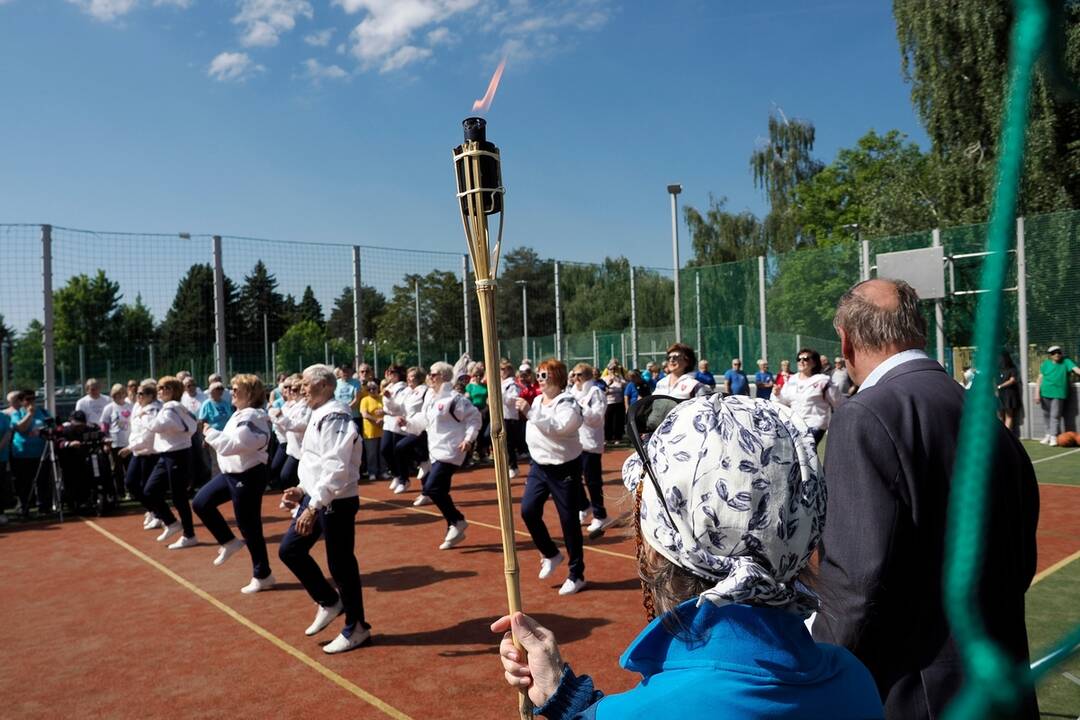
[516,365,541,405]
[269,372,289,407]
[208,373,231,407]
[997,351,1022,432]
[601,360,627,444]
[278,364,371,655]
[466,367,490,461]
[334,364,362,427]
[723,358,750,396]
[655,343,708,399]
[11,392,52,517]
[100,383,133,500]
[1036,345,1080,444]
[7,390,23,416]
[813,279,1039,719]
[200,381,234,477]
[775,359,793,391]
[695,359,716,388]
[773,349,838,445]
[125,379,139,405]
[0,408,11,524]
[623,370,649,411]
[359,381,385,481]
[753,359,775,400]
[75,378,110,426]
[831,357,854,404]
[179,376,206,416]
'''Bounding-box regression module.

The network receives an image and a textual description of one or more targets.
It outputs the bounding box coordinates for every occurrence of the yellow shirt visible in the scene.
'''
[359,395,384,440]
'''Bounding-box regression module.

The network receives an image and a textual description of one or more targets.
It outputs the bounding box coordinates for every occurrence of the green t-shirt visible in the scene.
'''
[1040,357,1077,399]
[466,382,488,409]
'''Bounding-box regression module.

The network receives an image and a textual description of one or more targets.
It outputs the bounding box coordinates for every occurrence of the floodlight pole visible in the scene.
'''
[1016,216,1030,439]
[668,184,683,342]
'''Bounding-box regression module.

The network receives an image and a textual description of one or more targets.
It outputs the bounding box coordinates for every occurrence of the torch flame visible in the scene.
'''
[472,58,506,113]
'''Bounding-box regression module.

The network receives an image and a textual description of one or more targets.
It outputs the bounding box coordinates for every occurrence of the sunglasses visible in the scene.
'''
[666,354,684,362]
[797,356,812,362]
[625,394,687,530]
[537,371,549,381]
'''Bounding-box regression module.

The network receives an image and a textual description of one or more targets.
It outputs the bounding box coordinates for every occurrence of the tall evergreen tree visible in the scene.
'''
[297,286,324,328]
[0,313,12,349]
[159,264,239,361]
[237,260,286,344]
[894,0,1080,220]
[326,286,388,343]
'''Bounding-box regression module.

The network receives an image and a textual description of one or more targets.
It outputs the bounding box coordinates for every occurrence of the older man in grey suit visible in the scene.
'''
[812,278,1039,720]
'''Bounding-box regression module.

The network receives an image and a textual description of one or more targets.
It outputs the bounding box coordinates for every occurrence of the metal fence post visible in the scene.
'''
[462,254,470,358]
[694,271,702,355]
[738,324,745,363]
[78,344,86,388]
[931,228,946,366]
[758,256,768,363]
[414,279,422,367]
[106,359,111,389]
[629,266,639,370]
[271,342,277,381]
[353,246,363,368]
[149,343,156,379]
[795,334,801,357]
[860,239,871,281]
[1016,217,1031,439]
[42,224,56,416]
[263,313,269,379]
[1,340,9,400]
[554,261,562,361]
[592,331,598,368]
[212,235,227,379]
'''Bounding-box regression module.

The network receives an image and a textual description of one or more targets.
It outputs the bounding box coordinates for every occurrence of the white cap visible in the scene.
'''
[1047,345,1063,354]
[519,363,532,373]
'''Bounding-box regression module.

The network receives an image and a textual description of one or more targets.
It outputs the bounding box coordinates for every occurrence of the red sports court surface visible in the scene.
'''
[2,450,1077,719]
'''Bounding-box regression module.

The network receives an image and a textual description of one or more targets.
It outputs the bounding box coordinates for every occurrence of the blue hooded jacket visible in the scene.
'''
[536,600,883,719]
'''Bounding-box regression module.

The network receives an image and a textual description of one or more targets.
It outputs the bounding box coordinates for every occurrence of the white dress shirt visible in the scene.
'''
[128,401,161,456]
[150,400,195,452]
[204,407,272,474]
[525,391,583,466]
[298,399,362,510]
[857,349,930,392]
[571,381,606,454]
[405,383,481,466]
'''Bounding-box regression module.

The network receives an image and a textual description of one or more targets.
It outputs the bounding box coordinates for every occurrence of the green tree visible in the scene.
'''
[237,260,287,346]
[110,294,157,365]
[794,129,940,244]
[684,195,765,265]
[750,112,823,252]
[275,320,350,375]
[894,0,1080,220]
[296,286,324,328]
[52,270,122,373]
[12,320,43,390]
[496,248,556,342]
[159,264,240,364]
[375,270,465,365]
[0,313,12,348]
[326,285,388,344]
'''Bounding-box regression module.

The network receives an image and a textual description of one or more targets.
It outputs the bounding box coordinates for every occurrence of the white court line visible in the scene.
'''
[1032,447,1080,465]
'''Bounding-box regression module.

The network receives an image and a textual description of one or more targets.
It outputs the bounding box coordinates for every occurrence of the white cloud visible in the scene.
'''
[303,28,334,46]
[425,26,453,46]
[207,51,265,81]
[153,0,193,7]
[302,58,348,82]
[334,0,478,71]
[233,0,313,48]
[65,0,138,21]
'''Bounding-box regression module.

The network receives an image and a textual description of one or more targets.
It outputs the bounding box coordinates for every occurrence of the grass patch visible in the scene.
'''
[1021,440,1080,487]
[1028,555,1080,718]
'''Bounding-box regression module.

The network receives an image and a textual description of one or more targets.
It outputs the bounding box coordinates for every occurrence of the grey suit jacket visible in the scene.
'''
[812,358,1039,720]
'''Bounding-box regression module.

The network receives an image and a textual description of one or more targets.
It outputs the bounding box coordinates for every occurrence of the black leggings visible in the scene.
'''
[145,449,195,538]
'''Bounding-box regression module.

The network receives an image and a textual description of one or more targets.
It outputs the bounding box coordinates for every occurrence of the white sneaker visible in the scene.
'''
[538,552,564,580]
[167,535,198,550]
[413,494,432,507]
[1040,434,1052,445]
[587,516,617,538]
[508,467,519,479]
[1049,436,1058,447]
[417,461,431,481]
[145,518,164,530]
[240,574,276,594]
[143,511,153,528]
[389,477,402,491]
[393,479,410,495]
[439,520,468,550]
[367,474,377,481]
[323,626,371,654]
[214,538,246,566]
[558,578,587,596]
[578,509,591,525]
[305,599,344,636]
[156,522,182,543]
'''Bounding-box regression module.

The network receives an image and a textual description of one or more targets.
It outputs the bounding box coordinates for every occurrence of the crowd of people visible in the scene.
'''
[0,276,1074,718]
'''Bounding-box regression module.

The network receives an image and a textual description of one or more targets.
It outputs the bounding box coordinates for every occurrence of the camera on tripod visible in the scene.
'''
[56,411,115,515]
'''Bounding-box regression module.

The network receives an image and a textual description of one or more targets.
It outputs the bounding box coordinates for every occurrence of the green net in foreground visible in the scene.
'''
[943,1,1080,718]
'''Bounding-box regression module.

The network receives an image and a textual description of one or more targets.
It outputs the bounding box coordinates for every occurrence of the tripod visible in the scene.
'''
[28,437,66,522]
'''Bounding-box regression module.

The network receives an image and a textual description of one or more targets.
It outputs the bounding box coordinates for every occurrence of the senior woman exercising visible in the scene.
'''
[492,394,883,719]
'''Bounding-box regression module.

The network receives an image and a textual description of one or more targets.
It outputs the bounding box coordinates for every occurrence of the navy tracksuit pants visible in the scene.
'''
[280,454,300,489]
[124,454,155,506]
[279,494,369,634]
[380,430,404,480]
[521,457,585,582]
[145,449,195,538]
[393,432,428,479]
[423,461,464,527]
[193,464,271,580]
[580,451,607,519]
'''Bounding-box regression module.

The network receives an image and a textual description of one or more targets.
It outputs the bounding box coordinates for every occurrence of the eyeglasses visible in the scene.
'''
[568,372,579,378]
[537,371,549,381]
[625,394,687,530]
[797,356,812,362]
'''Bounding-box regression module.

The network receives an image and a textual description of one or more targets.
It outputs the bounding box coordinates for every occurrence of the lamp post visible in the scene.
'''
[515,280,528,362]
[668,183,683,342]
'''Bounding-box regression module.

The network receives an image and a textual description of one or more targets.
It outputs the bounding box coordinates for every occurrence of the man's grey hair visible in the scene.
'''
[429,361,454,382]
[834,278,927,352]
[303,364,337,388]
[208,373,223,383]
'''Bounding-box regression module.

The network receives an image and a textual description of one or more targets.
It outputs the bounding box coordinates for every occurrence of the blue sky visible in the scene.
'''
[0,1,929,330]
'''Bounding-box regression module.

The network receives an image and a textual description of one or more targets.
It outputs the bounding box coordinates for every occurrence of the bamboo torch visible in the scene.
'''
[453,117,531,719]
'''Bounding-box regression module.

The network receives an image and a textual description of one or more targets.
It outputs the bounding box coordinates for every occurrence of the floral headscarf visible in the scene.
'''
[622,394,825,617]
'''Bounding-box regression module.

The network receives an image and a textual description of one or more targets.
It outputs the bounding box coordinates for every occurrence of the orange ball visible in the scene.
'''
[1057,432,1078,448]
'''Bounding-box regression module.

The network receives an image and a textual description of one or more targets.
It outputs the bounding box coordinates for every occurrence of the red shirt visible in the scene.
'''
[516,380,541,404]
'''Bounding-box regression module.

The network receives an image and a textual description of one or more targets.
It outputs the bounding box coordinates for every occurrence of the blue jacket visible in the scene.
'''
[536,600,883,719]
